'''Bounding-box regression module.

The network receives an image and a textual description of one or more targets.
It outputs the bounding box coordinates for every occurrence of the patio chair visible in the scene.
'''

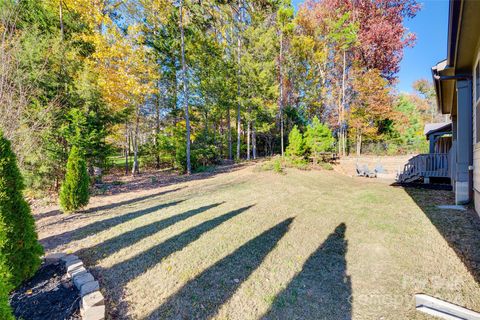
[375,163,385,174]
[366,166,377,178]
[356,162,366,176]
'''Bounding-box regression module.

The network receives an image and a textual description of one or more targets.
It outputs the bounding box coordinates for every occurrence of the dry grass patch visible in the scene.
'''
[35,164,480,319]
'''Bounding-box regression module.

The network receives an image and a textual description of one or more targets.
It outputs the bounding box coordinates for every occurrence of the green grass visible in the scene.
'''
[37,164,480,319]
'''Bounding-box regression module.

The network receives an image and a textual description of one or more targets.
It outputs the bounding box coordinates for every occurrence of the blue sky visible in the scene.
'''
[291,0,449,93]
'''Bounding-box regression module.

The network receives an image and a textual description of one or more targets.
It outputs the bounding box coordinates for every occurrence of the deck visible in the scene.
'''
[397,153,449,183]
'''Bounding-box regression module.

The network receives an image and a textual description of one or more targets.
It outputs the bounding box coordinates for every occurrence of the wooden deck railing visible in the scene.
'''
[398,153,449,183]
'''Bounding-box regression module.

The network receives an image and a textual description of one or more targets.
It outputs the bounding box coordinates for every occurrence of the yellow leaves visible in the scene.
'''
[145,0,173,25]
[83,17,156,113]
[291,35,315,57]
[61,0,109,28]
[44,0,157,114]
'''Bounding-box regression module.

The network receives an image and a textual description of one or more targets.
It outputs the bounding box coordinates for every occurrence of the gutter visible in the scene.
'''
[447,0,463,67]
[433,74,472,81]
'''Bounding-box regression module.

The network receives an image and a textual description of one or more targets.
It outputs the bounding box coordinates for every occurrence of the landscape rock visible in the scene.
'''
[81,304,105,320]
[80,280,100,297]
[73,272,94,290]
[61,254,79,264]
[81,291,104,310]
[69,266,87,278]
[66,260,83,273]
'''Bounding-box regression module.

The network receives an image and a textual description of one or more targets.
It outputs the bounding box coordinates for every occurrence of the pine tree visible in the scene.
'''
[59,146,90,212]
[286,125,304,157]
[0,132,43,289]
[304,116,335,155]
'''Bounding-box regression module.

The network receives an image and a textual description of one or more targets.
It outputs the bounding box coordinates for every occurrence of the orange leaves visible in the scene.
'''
[349,68,394,138]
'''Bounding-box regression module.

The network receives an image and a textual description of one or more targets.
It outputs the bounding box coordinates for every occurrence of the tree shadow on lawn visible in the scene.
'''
[262,223,351,320]
[35,187,185,223]
[100,205,255,318]
[146,217,294,320]
[77,202,224,264]
[41,200,184,251]
[401,187,480,284]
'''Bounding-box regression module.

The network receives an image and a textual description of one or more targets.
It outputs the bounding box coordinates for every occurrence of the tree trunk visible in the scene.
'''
[341,50,347,157]
[128,129,132,154]
[125,121,129,175]
[172,69,178,125]
[247,118,251,160]
[59,0,64,40]
[279,30,284,157]
[131,112,140,176]
[252,124,257,159]
[356,131,362,156]
[236,0,242,160]
[155,92,161,169]
[179,0,191,174]
[227,105,232,160]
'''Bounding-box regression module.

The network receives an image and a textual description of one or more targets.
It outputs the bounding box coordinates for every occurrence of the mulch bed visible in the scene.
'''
[9,261,81,320]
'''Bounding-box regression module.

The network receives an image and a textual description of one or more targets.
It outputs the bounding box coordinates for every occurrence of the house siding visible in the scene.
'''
[473,98,480,214]
[473,47,480,214]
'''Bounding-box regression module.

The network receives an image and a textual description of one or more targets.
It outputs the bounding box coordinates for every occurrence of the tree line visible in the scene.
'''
[1,0,440,193]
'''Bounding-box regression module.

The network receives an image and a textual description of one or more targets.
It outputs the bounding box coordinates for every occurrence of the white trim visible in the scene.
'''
[415,294,480,320]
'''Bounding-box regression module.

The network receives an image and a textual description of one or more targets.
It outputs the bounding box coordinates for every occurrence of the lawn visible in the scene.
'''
[35,163,480,319]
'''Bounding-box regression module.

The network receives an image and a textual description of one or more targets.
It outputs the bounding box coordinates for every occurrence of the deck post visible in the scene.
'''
[429,135,436,154]
[454,79,473,204]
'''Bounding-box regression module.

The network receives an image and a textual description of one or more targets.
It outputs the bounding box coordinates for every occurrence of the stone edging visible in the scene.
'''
[45,253,105,320]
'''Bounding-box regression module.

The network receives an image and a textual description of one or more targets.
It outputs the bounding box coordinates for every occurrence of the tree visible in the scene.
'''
[307,0,419,81]
[413,78,444,122]
[179,0,192,174]
[349,68,393,155]
[0,132,43,289]
[277,0,294,157]
[304,116,334,155]
[390,93,428,153]
[286,125,304,157]
[326,12,358,157]
[59,146,90,212]
[1,0,423,187]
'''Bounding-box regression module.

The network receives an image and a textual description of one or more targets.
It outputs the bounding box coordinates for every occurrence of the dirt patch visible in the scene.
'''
[9,261,80,320]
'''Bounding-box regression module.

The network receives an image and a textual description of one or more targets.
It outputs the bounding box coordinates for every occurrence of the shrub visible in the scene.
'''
[286,125,304,157]
[304,117,334,155]
[0,279,13,320]
[59,146,90,212]
[0,132,43,289]
[272,157,284,174]
[319,162,333,170]
[286,156,309,170]
[259,156,284,174]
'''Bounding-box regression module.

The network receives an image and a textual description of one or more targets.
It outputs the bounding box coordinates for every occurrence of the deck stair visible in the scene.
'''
[397,153,449,183]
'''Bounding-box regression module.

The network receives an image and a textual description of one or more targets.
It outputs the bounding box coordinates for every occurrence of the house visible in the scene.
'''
[431,0,480,212]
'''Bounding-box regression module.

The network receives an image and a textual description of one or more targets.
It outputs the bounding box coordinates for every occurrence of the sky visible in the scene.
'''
[291,0,450,93]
